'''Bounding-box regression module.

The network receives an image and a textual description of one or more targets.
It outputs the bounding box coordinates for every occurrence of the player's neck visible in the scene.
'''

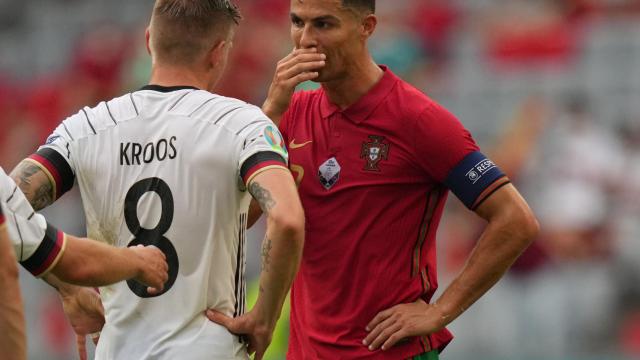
[322,58,383,110]
[149,65,210,91]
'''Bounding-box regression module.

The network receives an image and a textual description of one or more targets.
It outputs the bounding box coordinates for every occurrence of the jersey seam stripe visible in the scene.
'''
[168,90,194,111]
[13,213,24,261]
[188,96,218,117]
[104,101,118,125]
[420,268,430,294]
[27,212,35,220]
[6,185,17,203]
[214,106,244,125]
[234,214,242,317]
[240,214,246,316]
[62,122,75,141]
[235,119,267,136]
[411,189,438,278]
[411,190,433,277]
[129,93,139,116]
[417,189,441,276]
[82,108,97,135]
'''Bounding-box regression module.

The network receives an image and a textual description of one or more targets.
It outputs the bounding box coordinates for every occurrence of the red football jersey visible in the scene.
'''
[280,67,507,359]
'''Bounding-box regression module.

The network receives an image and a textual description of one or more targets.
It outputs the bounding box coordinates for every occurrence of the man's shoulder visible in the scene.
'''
[388,77,452,120]
[291,88,323,105]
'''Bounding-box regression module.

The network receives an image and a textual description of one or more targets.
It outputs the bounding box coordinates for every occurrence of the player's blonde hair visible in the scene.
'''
[150,0,241,66]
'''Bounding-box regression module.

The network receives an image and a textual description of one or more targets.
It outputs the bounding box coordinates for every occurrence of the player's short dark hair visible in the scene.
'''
[150,0,241,65]
[342,0,375,15]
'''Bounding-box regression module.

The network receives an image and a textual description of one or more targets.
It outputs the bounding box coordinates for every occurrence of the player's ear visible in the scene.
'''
[207,39,227,70]
[361,14,377,39]
[145,27,152,56]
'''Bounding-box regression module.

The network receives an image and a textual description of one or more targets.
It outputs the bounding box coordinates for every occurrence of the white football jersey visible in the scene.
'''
[0,167,66,277]
[33,85,289,360]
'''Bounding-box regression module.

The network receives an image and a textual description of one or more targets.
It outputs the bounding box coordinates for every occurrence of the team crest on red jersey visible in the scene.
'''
[360,135,389,172]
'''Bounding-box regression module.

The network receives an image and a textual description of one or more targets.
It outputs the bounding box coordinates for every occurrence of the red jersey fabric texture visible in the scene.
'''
[280,66,487,359]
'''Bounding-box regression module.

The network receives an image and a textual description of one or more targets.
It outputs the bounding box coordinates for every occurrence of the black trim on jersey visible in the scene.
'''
[36,148,75,196]
[104,101,117,125]
[240,152,287,180]
[20,222,58,272]
[27,212,35,220]
[13,213,24,261]
[62,122,75,141]
[82,108,96,135]
[234,213,247,317]
[168,90,194,111]
[189,96,218,117]
[6,185,17,203]
[140,84,200,93]
[129,93,139,116]
[214,106,244,125]
[235,120,265,136]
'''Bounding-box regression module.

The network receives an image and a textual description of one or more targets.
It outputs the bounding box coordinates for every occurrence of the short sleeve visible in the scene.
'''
[237,109,289,187]
[0,170,66,277]
[415,103,509,210]
[25,115,81,200]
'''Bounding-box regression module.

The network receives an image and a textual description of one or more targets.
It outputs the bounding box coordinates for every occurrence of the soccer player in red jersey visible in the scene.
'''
[220,0,539,359]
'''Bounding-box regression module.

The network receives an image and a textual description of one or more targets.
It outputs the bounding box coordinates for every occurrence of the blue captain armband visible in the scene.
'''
[444,151,511,210]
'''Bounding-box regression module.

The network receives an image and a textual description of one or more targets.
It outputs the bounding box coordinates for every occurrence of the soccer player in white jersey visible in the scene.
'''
[0,167,169,359]
[11,1,305,359]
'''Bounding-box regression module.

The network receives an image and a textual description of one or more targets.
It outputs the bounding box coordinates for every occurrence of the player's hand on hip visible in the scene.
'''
[263,47,325,121]
[130,245,169,295]
[206,309,273,360]
[59,287,104,359]
[363,299,446,352]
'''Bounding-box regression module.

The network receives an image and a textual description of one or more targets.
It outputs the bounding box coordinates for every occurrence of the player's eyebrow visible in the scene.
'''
[290,12,340,23]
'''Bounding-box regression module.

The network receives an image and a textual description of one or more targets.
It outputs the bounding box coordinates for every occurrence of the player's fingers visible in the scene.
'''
[76,335,87,360]
[206,309,239,332]
[365,308,393,331]
[279,61,325,81]
[254,349,265,360]
[367,322,402,351]
[278,53,325,72]
[284,72,319,88]
[363,315,395,346]
[91,332,101,346]
[147,286,161,295]
[381,329,406,351]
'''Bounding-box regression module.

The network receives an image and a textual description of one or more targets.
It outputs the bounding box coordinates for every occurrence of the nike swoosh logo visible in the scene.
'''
[289,139,313,149]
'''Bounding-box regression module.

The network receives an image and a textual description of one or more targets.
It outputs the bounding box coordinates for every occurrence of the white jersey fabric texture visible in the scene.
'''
[34,86,288,360]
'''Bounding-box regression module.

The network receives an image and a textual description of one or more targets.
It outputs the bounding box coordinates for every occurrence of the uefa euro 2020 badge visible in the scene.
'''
[318,157,341,190]
[264,126,288,156]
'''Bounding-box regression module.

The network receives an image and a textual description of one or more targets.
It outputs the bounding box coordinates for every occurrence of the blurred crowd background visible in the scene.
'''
[1,0,640,359]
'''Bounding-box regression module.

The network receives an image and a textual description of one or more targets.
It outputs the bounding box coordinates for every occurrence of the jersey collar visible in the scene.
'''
[319,65,398,124]
[140,84,200,92]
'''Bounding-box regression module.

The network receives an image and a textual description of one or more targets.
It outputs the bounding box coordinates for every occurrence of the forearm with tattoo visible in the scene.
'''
[249,181,275,214]
[10,161,54,210]
[261,237,273,273]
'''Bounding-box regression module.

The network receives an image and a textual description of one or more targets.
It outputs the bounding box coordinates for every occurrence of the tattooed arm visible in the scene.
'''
[207,168,304,359]
[10,161,55,210]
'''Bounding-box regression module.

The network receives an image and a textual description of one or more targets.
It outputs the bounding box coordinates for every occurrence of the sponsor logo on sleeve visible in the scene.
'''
[45,135,61,145]
[466,159,497,184]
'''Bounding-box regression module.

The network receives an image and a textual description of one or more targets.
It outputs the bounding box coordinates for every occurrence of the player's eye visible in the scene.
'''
[314,20,331,29]
[291,16,304,28]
